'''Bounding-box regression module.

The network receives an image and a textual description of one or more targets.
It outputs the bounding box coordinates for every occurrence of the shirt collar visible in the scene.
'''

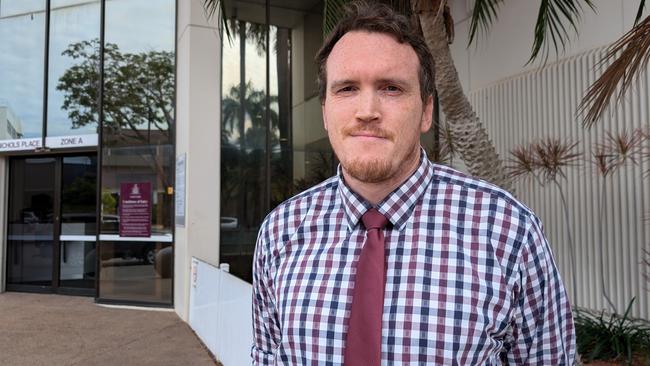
[337,148,434,232]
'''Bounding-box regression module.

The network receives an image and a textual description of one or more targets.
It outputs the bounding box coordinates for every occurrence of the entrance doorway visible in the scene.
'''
[6,154,97,296]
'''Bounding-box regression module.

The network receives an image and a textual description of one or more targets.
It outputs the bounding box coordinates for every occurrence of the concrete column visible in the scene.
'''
[174,0,221,321]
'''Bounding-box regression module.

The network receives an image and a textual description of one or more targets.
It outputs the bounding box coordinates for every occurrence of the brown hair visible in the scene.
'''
[315,0,435,104]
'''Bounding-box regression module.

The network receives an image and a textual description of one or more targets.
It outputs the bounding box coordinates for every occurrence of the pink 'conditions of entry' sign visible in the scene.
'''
[119,182,151,237]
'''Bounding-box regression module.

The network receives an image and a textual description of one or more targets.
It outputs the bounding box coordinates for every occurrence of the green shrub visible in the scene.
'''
[574,298,650,365]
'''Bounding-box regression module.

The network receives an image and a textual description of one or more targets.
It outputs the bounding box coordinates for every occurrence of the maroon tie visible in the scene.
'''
[344,208,389,366]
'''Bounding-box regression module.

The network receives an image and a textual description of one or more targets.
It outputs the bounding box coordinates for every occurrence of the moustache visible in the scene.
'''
[342,126,394,141]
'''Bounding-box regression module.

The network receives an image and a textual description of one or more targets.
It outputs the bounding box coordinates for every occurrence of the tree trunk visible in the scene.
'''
[413,0,512,191]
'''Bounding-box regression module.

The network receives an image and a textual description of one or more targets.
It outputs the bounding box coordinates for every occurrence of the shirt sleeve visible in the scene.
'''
[251,220,281,365]
[506,217,576,365]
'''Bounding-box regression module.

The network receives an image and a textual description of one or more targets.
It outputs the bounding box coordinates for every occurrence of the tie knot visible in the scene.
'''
[362,208,388,230]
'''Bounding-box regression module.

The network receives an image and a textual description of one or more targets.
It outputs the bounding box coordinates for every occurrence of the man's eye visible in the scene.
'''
[384,85,401,92]
[337,86,355,93]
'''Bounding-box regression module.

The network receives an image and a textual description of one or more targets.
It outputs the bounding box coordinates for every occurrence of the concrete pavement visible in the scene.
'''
[0,292,217,366]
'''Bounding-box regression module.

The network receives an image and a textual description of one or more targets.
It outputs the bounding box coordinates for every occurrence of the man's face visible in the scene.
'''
[322,31,433,184]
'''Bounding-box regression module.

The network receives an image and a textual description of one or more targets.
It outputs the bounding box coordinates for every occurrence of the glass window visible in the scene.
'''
[60,154,97,290]
[220,2,335,283]
[0,0,45,17]
[61,155,97,235]
[0,1,46,143]
[98,241,172,303]
[59,241,96,289]
[98,0,175,305]
[47,0,101,139]
[221,20,270,282]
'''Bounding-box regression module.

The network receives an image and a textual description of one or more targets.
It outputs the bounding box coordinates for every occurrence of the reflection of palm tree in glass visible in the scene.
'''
[222,81,278,143]
[221,82,281,227]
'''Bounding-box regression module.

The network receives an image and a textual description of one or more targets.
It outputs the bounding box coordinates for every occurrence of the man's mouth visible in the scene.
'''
[350,132,385,139]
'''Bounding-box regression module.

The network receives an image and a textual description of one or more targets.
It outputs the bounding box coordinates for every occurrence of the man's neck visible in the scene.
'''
[342,149,421,206]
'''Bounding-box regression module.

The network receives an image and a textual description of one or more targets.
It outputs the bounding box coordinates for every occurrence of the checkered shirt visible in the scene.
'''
[252,152,575,365]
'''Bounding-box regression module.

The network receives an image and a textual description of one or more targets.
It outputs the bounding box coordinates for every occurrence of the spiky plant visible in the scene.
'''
[508,138,581,301]
[574,297,650,365]
[507,144,540,183]
[531,138,582,183]
[592,129,645,312]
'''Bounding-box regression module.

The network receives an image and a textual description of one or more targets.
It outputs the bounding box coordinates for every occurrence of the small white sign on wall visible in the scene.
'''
[0,134,99,153]
[45,134,98,149]
[175,153,186,226]
[0,137,41,152]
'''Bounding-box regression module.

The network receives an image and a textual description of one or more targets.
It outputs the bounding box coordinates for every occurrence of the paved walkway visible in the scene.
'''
[0,292,216,366]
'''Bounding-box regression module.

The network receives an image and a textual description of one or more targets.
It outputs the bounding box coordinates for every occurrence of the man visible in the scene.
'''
[252,1,575,364]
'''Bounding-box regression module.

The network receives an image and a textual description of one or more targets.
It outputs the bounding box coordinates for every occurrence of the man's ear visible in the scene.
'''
[420,95,434,133]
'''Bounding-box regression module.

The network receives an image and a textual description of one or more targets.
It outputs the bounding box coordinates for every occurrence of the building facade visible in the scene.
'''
[0,0,175,305]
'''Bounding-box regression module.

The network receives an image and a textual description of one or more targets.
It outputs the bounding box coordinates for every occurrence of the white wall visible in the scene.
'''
[175,0,222,321]
[189,258,252,366]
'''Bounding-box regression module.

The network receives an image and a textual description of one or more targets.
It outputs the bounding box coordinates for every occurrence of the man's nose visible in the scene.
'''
[354,90,380,122]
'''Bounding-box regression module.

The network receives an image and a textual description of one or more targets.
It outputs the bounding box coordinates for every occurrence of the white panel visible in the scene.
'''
[189,257,253,366]
[98,234,173,242]
[60,235,95,241]
[469,45,650,319]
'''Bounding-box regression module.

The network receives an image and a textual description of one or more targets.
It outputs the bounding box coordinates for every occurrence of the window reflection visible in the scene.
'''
[60,241,96,289]
[6,157,56,286]
[101,145,174,235]
[220,13,335,283]
[0,0,45,141]
[0,0,45,17]
[61,155,97,235]
[98,0,175,305]
[48,0,100,138]
[98,242,172,304]
[221,21,269,282]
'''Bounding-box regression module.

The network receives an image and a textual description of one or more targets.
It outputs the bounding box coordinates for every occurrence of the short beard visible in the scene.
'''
[343,157,393,183]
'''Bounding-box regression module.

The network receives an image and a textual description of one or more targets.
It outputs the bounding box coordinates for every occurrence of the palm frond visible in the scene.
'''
[202,0,233,43]
[579,15,650,127]
[385,0,412,16]
[468,0,504,46]
[527,0,595,64]
[635,0,646,25]
[323,0,350,37]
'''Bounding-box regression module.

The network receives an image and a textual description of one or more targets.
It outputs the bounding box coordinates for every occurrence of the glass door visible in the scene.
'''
[6,158,56,288]
[6,154,97,295]
[59,155,97,292]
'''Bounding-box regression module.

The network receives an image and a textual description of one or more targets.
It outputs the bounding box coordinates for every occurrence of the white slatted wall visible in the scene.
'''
[468,46,650,319]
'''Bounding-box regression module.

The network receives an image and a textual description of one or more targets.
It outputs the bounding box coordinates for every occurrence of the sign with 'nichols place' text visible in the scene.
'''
[119,182,152,237]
